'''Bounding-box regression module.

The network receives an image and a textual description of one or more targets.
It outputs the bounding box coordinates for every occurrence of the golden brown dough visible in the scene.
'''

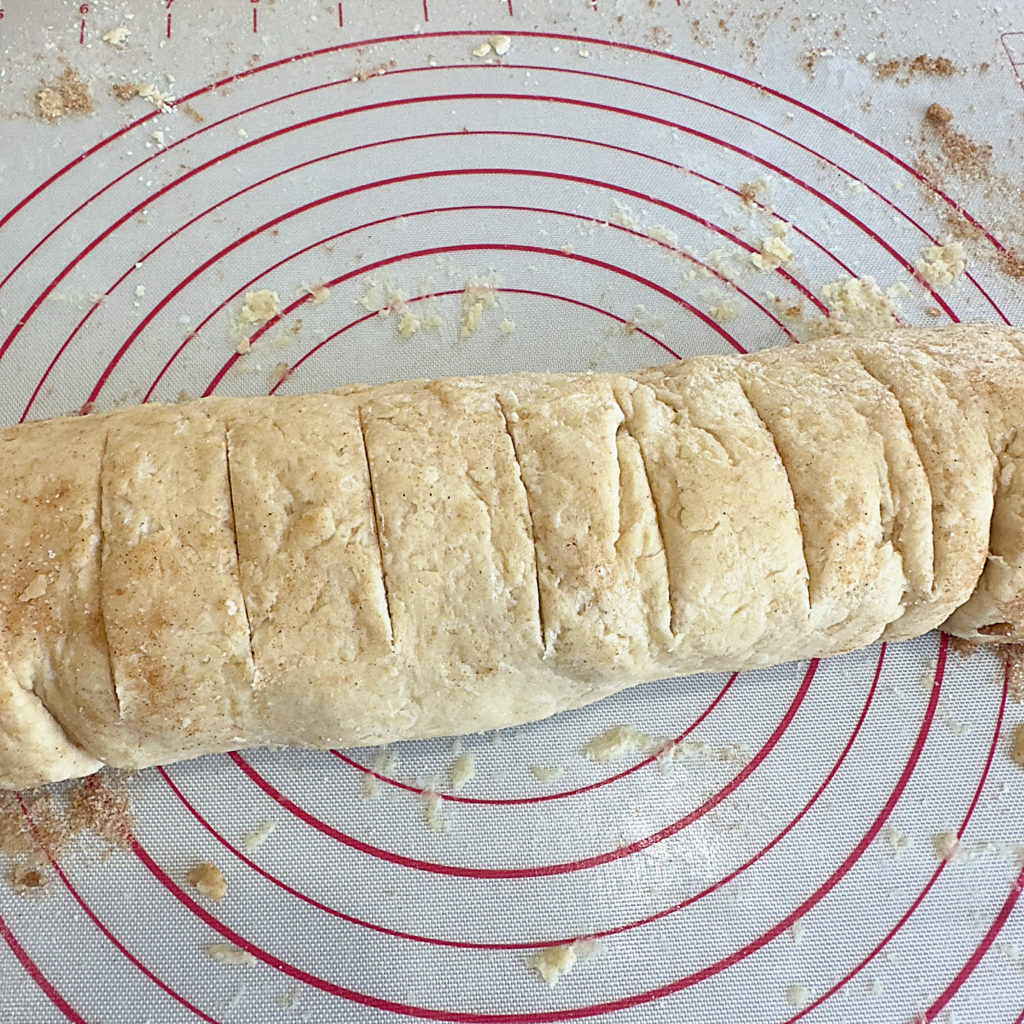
[1,325,1022,789]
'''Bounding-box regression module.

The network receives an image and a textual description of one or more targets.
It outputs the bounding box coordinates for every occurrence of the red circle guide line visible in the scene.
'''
[128,644,942,1024]
[0,28,1002,265]
[0,81,970,368]
[157,650,880,953]
[19,114,828,410]
[784,648,1010,1023]
[14,149,821,405]
[0,49,1002,330]
[0,912,88,1024]
[331,671,739,807]
[229,660,816,880]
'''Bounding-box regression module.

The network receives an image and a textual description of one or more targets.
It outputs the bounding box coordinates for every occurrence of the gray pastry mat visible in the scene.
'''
[1,1,1023,1021]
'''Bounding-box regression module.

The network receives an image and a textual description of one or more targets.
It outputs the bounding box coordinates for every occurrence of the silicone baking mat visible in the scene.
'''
[1,1,1024,1021]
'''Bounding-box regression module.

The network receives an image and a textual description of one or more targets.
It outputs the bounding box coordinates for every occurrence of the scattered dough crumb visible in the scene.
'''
[269,362,293,390]
[654,737,749,771]
[789,919,805,945]
[459,275,498,339]
[884,825,915,853]
[301,282,330,305]
[583,725,656,763]
[187,861,227,903]
[18,574,49,603]
[236,337,252,355]
[816,275,903,335]
[915,241,966,287]
[932,830,960,861]
[360,748,396,800]
[750,234,794,271]
[868,977,883,996]
[112,83,139,102]
[472,41,492,57]
[241,820,276,853]
[238,289,280,326]
[529,764,563,782]
[398,310,422,340]
[785,983,809,1008]
[204,943,255,967]
[36,67,93,121]
[1011,723,1024,767]
[491,35,512,56]
[421,792,449,832]
[450,754,475,793]
[101,26,130,48]
[499,318,516,335]
[526,940,599,987]
[709,302,738,323]
[137,82,175,114]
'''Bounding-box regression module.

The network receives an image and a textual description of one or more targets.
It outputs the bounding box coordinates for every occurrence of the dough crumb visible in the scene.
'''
[709,302,738,323]
[785,983,809,1008]
[360,748,396,800]
[884,825,915,853]
[749,234,794,271]
[583,725,657,762]
[789,919,805,945]
[815,275,903,335]
[204,943,255,967]
[528,764,563,782]
[188,861,227,902]
[137,82,175,114]
[499,318,516,335]
[236,337,252,355]
[491,35,512,56]
[449,754,475,793]
[36,67,93,121]
[238,289,280,326]
[526,939,599,987]
[472,41,492,57]
[1010,724,1024,767]
[301,282,330,305]
[241,820,276,852]
[915,241,966,287]
[101,25,130,48]
[459,275,498,339]
[932,830,960,861]
[398,310,422,340]
[867,977,883,995]
[421,792,450,832]
[655,737,749,771]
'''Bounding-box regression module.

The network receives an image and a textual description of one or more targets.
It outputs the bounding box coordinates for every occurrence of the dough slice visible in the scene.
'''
[732,349,906,653]
[100,402,256,767]
[359,378,574,737]
[497,373,672,684]
[623,357,812,671]
[223,393,397,748]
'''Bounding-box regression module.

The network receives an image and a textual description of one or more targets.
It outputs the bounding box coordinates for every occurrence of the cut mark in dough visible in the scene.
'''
[495,396,547,653]
[355,408,395,648]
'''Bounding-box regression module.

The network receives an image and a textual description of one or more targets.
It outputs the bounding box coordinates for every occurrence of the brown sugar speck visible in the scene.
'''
[36,67,93,121]
[997,249,1024,282]
[112,82,139,102]
[181,102,205,124]
[1000,645,1024,703]
[925,103,953,126]
[66,774,133,854]
[876,54,958,84]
